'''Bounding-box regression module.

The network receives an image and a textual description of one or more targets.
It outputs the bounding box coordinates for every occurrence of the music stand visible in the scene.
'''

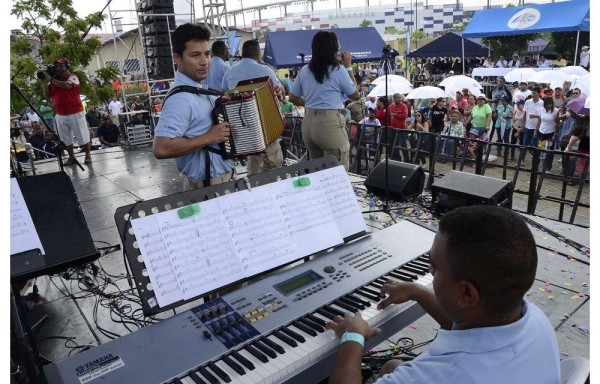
[10,172,99,383]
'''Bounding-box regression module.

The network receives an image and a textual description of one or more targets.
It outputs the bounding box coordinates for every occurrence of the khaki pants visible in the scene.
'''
[246,140,284,176]
[301,108,350,171]
[183,168,236,191]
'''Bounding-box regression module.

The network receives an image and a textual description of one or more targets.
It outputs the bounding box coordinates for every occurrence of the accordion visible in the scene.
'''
[212,76,286,159]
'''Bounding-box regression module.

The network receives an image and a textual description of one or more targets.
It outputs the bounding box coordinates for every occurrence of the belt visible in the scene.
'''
[306,108,343,116]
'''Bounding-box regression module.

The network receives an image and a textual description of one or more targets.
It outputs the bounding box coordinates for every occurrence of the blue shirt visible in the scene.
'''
[221,58,280,91]
[154,71,233,182]
[204,56,230,91]
[290,64,356,110]
[377,300,560,384]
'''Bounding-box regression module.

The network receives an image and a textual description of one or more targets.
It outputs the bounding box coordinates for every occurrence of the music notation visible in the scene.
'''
[130,165,365,308]
[10,178,45,256]
[131,215,183,307]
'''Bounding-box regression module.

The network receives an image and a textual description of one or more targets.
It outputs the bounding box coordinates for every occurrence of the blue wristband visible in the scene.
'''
[341,331,365,347]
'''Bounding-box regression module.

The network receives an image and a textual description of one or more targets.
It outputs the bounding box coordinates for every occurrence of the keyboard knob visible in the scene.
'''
[323,266,336,273]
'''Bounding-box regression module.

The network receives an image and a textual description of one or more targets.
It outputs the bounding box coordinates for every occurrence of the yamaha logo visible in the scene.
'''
[508,8,541,29]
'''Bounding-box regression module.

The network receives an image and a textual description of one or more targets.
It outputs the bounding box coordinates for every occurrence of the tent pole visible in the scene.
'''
[462,37,465,75]
[574,31,580,66]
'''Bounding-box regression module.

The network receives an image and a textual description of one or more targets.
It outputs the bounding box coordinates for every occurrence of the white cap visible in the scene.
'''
[582,45,589,50]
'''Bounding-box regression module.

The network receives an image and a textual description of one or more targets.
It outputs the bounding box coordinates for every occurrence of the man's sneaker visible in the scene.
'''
[84,156,93,164]
[64,158,77,166]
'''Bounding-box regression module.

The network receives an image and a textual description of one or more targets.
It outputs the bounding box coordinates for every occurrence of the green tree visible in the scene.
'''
[384,26,401,35]
[482,33,538,59]
[359,19,373,28]
[550,32,590,65]
[10,0,115,112]
[410,30,425,48]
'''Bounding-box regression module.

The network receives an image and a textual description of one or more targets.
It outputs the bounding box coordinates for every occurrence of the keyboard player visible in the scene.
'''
[326,206,560,384]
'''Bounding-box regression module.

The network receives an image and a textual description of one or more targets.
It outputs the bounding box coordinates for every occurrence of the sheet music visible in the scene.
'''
[271,177,344,256]
[156,200,245,300]
[129,166,366,308]
[313,165,368,238]
[10,178,45,256]
[130,215,183,307]
[218,186,300,277]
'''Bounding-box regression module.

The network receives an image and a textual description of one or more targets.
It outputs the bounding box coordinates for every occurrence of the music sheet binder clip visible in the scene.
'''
[293,177,311,188]
[177,203,200,219]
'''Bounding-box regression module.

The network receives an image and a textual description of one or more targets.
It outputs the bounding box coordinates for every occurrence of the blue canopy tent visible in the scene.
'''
[408,32,489,58]
[263,27,386,69]
[461,0,589,71]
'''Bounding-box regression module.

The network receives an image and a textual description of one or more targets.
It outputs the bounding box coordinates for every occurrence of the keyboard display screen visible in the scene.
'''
[274,270,323,295]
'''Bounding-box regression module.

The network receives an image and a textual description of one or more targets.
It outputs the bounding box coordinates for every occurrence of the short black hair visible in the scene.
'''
[172,23,211,57]
[438,205,537,314]
[211,40,228,56]
[242,39,260,59]
[531,86,541,94]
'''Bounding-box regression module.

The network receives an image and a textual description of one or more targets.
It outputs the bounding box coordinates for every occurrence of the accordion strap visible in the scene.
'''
[162,85,225,184]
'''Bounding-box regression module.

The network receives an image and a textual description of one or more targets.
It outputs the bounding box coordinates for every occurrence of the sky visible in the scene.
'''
[7,0,563,34]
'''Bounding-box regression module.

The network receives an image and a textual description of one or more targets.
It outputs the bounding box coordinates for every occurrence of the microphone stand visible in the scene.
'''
[363,47,394,221]
[11,82,85,172]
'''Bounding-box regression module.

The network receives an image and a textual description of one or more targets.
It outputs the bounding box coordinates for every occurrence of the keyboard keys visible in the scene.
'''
[231,350,254,371]
[345,294,371,308]
[261,337,285,354]
[293,320,317,337]
[298,318,325,333]
[207,362,231,383]
[245,344,268,363]
[253,340,277,359]
[222,355,245,375]
[306,313,327,327]
[273,330,297,347]
[188,371,208,384]
[198,367,220,384]
[280,326,305,343]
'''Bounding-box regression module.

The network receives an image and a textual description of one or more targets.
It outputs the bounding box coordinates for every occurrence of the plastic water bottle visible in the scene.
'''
[369,194,376,220]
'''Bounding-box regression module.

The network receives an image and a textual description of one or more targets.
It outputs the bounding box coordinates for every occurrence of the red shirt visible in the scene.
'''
[375,107,389,126]
[389,102,408,129]
[50,73,83,115]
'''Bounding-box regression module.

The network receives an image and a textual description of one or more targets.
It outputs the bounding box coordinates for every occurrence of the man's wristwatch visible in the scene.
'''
[341,332,365,347]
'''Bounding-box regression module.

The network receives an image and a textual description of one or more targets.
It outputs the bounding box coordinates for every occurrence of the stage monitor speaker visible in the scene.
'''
[364,160,425,200]
[431,171,513,211]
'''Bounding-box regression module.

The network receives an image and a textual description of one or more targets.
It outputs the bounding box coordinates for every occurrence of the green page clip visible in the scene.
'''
[177,203,200,219]
[293,177,311,187]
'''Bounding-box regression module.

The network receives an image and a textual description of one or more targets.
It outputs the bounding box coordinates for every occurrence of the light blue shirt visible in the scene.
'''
[154,71,233,182]
[495,103,513,129]
[204,56,230,91]
[221,58,280,91]
[377,300,560,384]
[290,64,356,109]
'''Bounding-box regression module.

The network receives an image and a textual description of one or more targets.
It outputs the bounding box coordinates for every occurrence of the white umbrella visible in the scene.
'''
[406,86,449,100]
[372,74,412,86]
[559,66,589,77]
[528,70,576,85]
[572,74,590,98]
[445,86,482,98]
[367,82,413,97]
[439,75,483,90]
[504,68,536,83]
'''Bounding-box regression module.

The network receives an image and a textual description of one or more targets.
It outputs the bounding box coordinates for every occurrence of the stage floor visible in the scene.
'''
[18,146,590,380]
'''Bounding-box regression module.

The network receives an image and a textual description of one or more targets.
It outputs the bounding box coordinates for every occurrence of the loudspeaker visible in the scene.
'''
[364,160,425,200]
[431,171,513,211]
